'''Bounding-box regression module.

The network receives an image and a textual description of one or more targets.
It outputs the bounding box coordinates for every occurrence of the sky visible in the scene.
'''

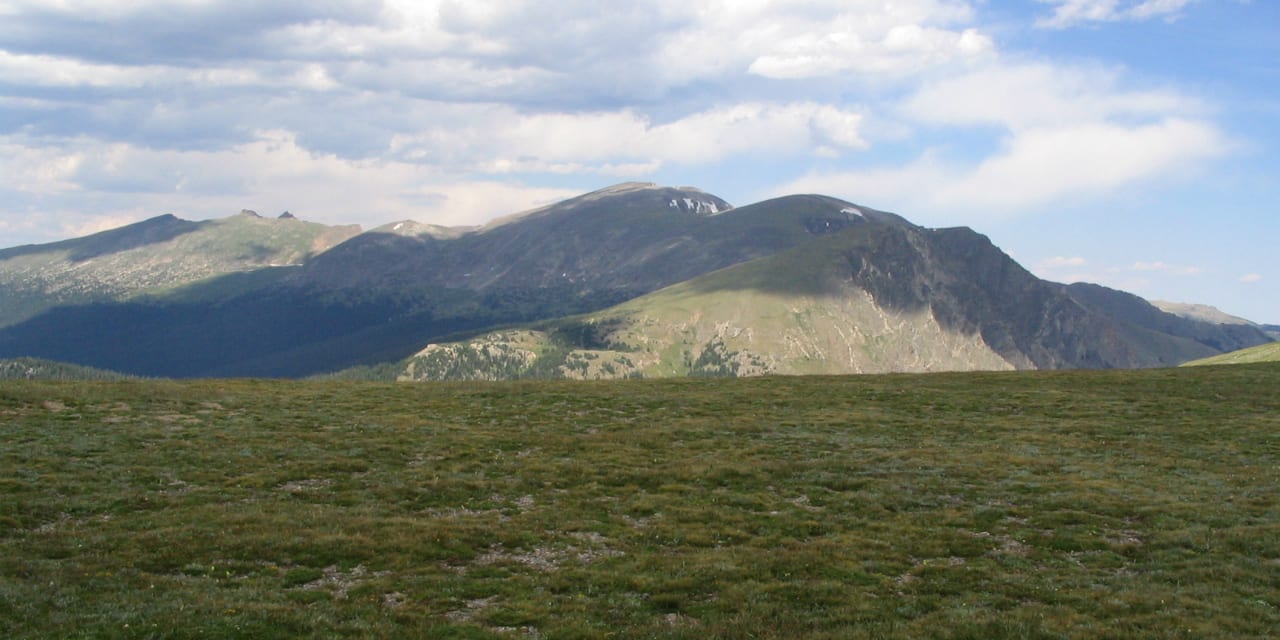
[1,0,1277,322]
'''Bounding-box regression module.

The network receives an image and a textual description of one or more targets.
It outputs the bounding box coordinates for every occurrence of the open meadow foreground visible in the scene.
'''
[2,366,1278,639]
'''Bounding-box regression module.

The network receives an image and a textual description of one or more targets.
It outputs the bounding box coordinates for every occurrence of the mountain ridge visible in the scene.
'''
[399,218,1270,381]
[0,183,1270,378]
[0,212,360,329]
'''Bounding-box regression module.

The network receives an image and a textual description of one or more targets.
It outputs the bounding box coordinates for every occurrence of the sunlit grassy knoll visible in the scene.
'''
[1,365,1278,638]
[1182,341,1280,367]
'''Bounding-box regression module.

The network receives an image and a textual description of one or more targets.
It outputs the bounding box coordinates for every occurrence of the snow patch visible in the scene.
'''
[840,207,864,218]
[670,197,722,215]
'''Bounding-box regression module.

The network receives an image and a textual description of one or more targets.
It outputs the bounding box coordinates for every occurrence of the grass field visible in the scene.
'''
[2,365,1278,638]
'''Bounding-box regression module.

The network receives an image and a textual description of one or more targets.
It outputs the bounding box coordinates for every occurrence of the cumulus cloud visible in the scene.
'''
[1035,0,1198,29]
[0,0,993,105]
[11,1,963,245]
[902,62,1203,130]
[0,1,981,168]
[388,102,867,173]
[781,60,1228,221]
[782,116,1226,219]
[1239,273,1262,283]
[0,0,1242,249]
[930,118,1226,210]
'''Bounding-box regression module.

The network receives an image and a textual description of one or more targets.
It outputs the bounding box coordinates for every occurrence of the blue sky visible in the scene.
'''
[1,0,1277,322]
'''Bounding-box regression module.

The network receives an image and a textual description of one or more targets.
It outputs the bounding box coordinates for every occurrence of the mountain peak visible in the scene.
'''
[481,182,733,230]
[594,181,659,194]
[371,220,474,239]
[239,209,262,218]
[278,211,296,220]
[1150,300,1256,326]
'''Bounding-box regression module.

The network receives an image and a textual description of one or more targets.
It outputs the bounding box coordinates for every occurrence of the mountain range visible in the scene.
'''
[0,183,1271,379]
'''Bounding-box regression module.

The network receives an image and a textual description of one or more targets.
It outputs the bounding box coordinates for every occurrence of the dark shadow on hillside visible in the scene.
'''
[0,290,425,378]
[0,255,650,378]
[301,197,880,296]
[1065,282,1274,355]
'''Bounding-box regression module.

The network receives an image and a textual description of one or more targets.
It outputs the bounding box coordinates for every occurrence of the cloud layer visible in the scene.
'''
[1034,0,1198,29]
[0,0,1231,240]
[782,61,1227,221]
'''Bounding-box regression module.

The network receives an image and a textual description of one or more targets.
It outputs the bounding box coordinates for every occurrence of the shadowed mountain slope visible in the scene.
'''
[1,185,909,377]
[1064,283,1271,359]
[296,182,903,295]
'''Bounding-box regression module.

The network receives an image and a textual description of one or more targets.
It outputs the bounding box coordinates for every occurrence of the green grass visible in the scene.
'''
[2,365,1278,638]
[1182,341,1280,367]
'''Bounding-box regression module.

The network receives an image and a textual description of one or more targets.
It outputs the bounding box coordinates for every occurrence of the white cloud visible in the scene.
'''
[1239,273,1262,283]
[1131,261,1204,276]
[0,50,167,88]
[388,102,868,173]
[931,118,1226,211]
[0,50,352,93]
[124,0,989,106]
[781,57,1228,222]
[0,0,985,159]
[0,0,1242,253]
[781,117,1227,219]
[1031,255,1094,283]
[745,24,992,79]
[0,139,85,194]
[663,0,992,81]
[902,63,1202,130]
[1035,0,1197,29]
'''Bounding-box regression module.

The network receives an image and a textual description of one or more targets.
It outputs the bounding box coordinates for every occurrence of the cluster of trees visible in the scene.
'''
[688,338,742,378]
[0,357,136,381]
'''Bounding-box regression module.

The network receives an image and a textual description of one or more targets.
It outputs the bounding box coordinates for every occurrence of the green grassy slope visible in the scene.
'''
[2,366,1278,638]
[1182,340,1280,366]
